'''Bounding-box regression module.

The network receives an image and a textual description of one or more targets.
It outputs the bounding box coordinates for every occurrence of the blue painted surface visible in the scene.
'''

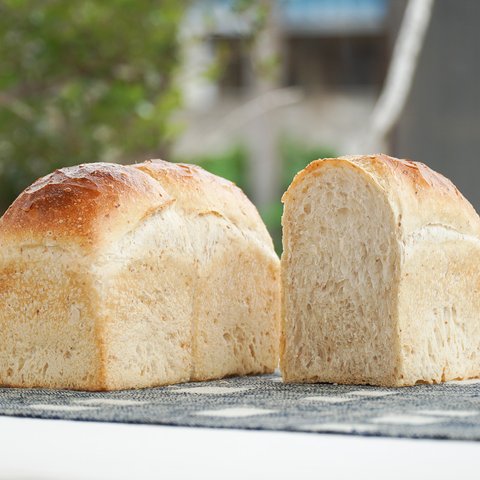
[283,0,387,30]
[200,0,389,34]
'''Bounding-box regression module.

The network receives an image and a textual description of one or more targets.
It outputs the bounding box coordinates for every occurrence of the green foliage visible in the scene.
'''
[258,200,284,253]
[0,0,186,211]
[183,145,250,195]
[279,138,337,190]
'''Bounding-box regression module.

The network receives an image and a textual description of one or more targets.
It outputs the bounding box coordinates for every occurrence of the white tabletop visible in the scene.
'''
[0,416,478,480]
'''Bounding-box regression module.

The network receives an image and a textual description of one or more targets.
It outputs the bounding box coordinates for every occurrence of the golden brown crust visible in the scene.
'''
[285,154,461,202]
[134,160,273,248]
[0,163,172,249]
[370,154,460,194]
[344,154,467,208]
[135,159,234,189]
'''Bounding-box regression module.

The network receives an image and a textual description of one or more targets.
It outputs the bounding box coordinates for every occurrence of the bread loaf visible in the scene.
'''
[281,154,480,386]
[0,161,280,390]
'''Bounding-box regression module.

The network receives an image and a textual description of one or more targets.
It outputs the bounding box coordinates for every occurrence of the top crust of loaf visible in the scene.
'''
[134,160,274,249]
[0,159,274,254]
[283,154,480,241]
[0,163,172,251]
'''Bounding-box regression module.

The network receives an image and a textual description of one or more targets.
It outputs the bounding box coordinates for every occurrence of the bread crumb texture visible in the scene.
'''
[281,154,480,386]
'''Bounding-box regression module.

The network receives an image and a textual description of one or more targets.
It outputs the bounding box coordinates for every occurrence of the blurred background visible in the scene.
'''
[1,0,478,251]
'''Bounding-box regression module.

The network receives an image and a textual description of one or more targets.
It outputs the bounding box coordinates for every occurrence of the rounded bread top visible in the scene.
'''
[0,162,172,250]
[283,154,480,240]
[134,159,273,248]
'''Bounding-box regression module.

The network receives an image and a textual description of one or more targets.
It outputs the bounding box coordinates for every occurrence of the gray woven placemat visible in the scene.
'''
[1,372,479,440]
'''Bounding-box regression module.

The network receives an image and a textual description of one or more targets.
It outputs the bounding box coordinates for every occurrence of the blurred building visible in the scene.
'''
[175,0,390,162]
[391,0,480,211]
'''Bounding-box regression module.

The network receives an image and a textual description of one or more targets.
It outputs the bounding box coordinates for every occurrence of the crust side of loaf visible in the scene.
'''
[282,154,480,386]
[134,160,280,380]
[351,154,480,239]
[134,160,274,248]
[95,209,195,389]
[0,161,280,390]
[342,156,480,385]
[0,163,172,250]
[97,209,279,388]
[396,229,480,385]
[0,248,105,390]
[188,216,280,380]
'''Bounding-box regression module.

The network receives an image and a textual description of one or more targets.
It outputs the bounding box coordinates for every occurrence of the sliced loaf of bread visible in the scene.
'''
[281,154,480,386]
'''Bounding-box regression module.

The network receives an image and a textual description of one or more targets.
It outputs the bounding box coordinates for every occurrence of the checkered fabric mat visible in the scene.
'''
[1,372,480,440]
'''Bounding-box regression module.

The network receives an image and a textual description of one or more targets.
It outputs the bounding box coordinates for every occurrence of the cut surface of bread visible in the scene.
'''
[281,154,480,386]
[0,161,279,390]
